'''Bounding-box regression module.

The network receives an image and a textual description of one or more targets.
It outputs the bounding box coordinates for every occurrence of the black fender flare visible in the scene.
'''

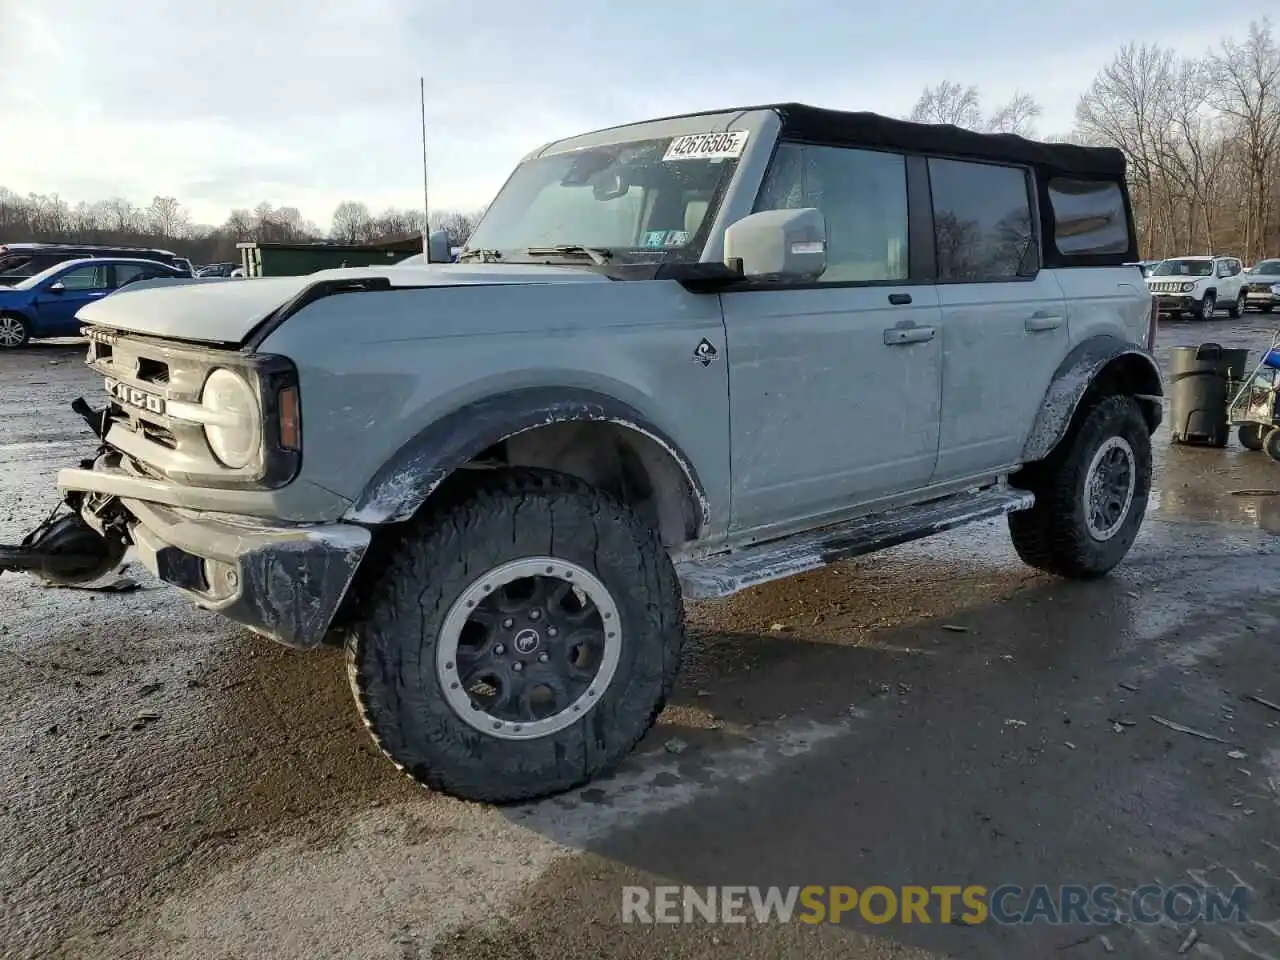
[345,386,710,529]
[1021,335,1163,462]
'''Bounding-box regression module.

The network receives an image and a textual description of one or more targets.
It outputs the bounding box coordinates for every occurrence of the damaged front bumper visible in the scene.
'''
[57,461,371,649]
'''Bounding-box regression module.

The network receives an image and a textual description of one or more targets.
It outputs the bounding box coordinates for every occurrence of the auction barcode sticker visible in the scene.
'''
[662,130,750,162]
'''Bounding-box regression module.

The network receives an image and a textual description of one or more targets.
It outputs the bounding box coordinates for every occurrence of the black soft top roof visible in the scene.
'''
[640,102,1126,180]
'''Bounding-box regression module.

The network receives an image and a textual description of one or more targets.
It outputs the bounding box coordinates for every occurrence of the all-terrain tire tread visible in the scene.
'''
[1008,395,1151,580]
[345,467,684,804]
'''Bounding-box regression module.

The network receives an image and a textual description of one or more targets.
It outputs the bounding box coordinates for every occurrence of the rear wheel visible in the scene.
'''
[1228,291,1247,318]
[0,313,29,349]
[1239,423,1266,451]
[1009,395,1152,579]
[345,468,685,803]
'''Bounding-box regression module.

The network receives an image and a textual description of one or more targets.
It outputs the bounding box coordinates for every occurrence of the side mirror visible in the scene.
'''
[592,171,631,201]
[723,208,827,281]
[426,230,452,263]
[47,281,66,293]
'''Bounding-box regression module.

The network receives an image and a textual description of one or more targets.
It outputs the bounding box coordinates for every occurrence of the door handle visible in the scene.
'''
[1025,312,1063,332]
[888,293,912,305]
[884,326,935,345]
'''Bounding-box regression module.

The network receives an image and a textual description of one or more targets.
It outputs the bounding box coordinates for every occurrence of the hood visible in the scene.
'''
[74,262,607,345]
[1246,271,1280,284]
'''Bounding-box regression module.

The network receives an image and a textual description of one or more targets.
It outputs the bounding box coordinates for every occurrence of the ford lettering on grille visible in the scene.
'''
[105,377,165,415]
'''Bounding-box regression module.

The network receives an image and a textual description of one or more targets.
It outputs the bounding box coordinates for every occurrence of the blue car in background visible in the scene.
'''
[0,257,191,348]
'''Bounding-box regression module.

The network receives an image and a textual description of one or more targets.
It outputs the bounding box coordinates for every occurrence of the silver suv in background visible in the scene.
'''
[16,102,1162,805]
[1145,255,1248,320]
[1243,258,1280,313]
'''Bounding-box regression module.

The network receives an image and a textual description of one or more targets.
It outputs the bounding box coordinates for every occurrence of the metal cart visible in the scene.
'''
[1227,330,1280,460]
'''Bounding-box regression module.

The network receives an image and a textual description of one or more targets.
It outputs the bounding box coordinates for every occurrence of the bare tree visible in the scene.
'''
[1070,23,1280,260]
[910,81,984,128]
[429,210,480,246]
[986,92,1042,136]
[909,82,1042,136]
[1206,18,1280,261]
[147,196,188,239]
[1075,43,1179,254]
[330,200,375,244]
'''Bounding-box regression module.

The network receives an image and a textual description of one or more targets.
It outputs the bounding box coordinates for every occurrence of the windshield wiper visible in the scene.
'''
[525,245,612,266]
[456,248,503,263]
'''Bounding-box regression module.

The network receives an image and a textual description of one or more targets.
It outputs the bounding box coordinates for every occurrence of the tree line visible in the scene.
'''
[909,18,1279,262]
[0,190,486,267]
[3,17,1276,266]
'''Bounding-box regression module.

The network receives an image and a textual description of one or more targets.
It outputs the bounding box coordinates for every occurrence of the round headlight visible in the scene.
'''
[1181,282,1196,293]
[201,368,261,469]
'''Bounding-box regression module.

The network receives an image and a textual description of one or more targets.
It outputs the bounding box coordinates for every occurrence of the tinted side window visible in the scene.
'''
[928,158,1035,281]
[55,265,109,290]
[754,143,908,283]
[113,263,168,287]
[1046,178,1129,258]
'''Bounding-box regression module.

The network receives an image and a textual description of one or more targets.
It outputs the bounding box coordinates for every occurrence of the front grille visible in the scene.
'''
[84,327,228,478]
[1247,283,1275,293]
[1148,281,1186,293]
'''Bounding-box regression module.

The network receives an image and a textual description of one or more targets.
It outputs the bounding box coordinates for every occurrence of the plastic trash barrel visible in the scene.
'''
[1167,342,1251,447]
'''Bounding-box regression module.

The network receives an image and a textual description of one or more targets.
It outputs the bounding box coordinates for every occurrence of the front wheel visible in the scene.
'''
[345,468,685,804]
[1228,291,1247,319]
[1197,293,1217,321]
[1009,395,1152,579]
[1262,305,1275,314]
[0,313,30,349]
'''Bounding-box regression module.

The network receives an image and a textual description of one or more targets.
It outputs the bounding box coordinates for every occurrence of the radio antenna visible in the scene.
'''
[420,76,430,254]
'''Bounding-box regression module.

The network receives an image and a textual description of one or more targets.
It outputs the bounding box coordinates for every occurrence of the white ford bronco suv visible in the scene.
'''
[4,103,1162,803]
[1145,254,1248,320]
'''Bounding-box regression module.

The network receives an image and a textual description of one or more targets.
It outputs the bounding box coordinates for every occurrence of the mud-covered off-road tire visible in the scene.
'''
[1009,395,1152,579]
[345,468,685,804]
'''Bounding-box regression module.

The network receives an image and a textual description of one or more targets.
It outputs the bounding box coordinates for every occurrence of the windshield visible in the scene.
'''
[1251,259,1280,275]
[464,133,745,262]
[1151,259,1213,277]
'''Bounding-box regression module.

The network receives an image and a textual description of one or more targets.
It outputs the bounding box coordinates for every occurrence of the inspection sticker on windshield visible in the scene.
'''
[663,130,749,162]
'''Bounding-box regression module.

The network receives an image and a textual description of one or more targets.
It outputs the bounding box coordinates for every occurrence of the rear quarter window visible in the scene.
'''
[1046,178,1129,257]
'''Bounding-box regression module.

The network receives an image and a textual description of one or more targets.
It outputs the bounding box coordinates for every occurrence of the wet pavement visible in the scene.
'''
[2,315,1280,960]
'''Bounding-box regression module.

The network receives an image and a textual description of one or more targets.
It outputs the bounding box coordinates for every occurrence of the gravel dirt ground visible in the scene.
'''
[3,315,1280,960]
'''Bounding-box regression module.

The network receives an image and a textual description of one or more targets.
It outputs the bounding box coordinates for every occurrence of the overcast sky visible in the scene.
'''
[1,1,1273,229]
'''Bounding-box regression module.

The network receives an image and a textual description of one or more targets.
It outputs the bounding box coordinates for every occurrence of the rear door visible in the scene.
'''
[927,156,1069,481]
[111,262,174,289]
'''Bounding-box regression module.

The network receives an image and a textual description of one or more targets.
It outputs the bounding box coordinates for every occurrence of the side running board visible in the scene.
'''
[675,486,1035,600]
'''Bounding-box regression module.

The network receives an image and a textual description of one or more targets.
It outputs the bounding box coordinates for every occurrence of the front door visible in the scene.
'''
[924,156,1069,480]
[719,141,942,533]
[33,263,110,336]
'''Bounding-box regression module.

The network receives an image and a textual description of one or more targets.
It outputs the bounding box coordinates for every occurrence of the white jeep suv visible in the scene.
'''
[1146,255,1248,321]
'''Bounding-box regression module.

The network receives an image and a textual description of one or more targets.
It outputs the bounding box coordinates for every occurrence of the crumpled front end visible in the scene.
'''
[52,326,369,649]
